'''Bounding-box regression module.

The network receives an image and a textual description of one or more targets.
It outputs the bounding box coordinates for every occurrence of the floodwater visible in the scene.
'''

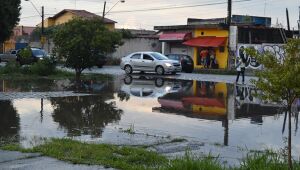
[0,76,299,156]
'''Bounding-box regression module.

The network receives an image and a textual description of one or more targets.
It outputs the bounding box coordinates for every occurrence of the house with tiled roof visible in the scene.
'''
[38,9,116,30]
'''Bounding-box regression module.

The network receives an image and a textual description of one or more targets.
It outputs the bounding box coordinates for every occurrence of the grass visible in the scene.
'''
[1,139,300,170]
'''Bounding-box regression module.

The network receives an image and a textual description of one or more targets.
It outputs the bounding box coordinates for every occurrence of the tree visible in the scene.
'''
[247,39,300,169]
[0,0,21,44]
[53,18,123,80]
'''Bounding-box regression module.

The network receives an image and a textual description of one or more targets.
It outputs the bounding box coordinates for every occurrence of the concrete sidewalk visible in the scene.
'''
[0,150,113,170]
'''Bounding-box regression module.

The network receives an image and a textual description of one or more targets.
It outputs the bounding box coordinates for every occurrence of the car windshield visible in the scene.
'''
[151,52,169,60]
[32,49,46,56]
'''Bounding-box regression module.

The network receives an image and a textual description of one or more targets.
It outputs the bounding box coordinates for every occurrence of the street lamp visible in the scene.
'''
[102,0,125,20]
[24,0,45,48]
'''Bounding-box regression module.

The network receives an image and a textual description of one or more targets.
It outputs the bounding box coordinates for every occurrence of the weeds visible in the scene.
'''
[1,138,300,170]
[122,124,135,134]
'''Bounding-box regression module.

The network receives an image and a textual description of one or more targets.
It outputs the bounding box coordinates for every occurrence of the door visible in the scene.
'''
[129,53,142,69]
[141,53,155,71]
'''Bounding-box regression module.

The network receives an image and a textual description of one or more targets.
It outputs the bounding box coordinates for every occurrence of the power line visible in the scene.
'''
[105,0,251,14]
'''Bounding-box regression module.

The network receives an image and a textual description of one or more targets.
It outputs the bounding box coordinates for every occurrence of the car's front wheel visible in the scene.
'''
[156,66,165,75]
[124,65,133,74]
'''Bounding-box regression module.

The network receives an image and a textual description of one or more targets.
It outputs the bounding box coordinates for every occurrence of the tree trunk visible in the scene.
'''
[75,70,81,82]
[288,105,293,170]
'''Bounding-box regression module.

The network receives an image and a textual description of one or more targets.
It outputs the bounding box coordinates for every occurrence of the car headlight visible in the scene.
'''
[165,63,172,67]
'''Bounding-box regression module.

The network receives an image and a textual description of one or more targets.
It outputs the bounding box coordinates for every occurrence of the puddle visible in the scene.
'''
[0,76,299,157]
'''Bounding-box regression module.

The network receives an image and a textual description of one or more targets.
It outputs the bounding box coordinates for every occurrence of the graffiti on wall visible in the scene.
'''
[237,44,285,69]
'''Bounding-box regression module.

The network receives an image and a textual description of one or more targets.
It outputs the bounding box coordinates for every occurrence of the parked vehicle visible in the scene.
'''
[120,52,181,75]
[95,54,107,68]
[165,54,194,73]
[16,47,48,65]
[0,50,18,62]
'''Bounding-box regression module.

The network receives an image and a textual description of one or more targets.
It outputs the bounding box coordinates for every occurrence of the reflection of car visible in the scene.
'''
[16,47,48,65]
[121,75,181,98]
[165,54,194,73]
[0,50,18,62]
[120,52,181,75]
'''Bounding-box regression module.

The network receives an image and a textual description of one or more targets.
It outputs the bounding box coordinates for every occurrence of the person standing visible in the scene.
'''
[235,57,246,84]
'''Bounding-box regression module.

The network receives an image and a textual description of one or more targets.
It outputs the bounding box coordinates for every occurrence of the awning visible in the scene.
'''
[159,32,192,41]
[182,97,225,108]
[183,36,227,47]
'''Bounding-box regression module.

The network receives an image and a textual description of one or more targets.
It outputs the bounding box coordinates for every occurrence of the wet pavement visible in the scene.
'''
[59,65,257,84]
[0,75,299,168]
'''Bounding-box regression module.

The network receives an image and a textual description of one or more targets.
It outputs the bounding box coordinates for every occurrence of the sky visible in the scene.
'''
[20,0,299,30]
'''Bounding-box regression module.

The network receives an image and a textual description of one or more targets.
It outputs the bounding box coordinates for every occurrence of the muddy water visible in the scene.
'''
[0,76,299,156]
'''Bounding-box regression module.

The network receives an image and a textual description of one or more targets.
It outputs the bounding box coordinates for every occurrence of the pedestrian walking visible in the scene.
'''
[235,57,246,84]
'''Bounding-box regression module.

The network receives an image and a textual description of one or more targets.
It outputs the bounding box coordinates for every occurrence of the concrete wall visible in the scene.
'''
[111,38,161,58]
[236,43,285,70]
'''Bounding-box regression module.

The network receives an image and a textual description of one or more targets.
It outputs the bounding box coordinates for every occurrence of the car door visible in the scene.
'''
[141,53,155,71]
[129,53,142,69]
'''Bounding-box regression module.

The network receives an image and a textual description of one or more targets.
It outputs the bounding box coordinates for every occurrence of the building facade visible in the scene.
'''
[155,24,229,69]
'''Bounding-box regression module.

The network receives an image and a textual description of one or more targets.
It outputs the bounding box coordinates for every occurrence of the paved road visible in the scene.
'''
[61,66,256,85]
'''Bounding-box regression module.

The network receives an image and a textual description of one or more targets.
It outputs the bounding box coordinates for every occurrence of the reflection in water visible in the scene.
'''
[0,101,20,142]
[50,95,123,138]
[0,77,299,155]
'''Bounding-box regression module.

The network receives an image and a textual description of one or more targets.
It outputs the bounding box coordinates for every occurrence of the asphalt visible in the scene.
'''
[60,65,257,85]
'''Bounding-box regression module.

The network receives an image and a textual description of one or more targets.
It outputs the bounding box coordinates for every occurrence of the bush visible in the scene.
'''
[0,61,21,74]
[18,46,32,64]
[30,58,56,76]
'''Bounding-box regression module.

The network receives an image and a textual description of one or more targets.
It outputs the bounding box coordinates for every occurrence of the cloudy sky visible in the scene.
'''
[20,0,299,30]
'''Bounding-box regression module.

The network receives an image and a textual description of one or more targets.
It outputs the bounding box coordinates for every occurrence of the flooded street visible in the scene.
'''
[0,76,299,160]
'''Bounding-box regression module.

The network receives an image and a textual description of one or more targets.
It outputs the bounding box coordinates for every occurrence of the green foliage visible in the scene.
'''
[30,26,60,42]
[250,39,300,106]
[0,61,21,74]
[30,138,167,170]
[119,29,134,39]
[53,18,123,78]
[163,154,223,170]
[18,47,32,61]
[30,58,56,76]
[2,138,300,170]
[239,151,300,170]
[0,0,21,43]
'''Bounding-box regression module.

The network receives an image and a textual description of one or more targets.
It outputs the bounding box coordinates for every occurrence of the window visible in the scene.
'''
[143,54,154,60]
[131,53,141,59]
[151,52,169,60]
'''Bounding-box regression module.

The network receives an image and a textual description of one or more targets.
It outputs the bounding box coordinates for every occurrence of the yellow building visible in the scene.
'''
[38,9,116,30]
[184,28,228,69]
[155,24,229,69]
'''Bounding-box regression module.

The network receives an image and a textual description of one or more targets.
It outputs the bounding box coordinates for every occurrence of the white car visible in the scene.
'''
[120,52,181,75]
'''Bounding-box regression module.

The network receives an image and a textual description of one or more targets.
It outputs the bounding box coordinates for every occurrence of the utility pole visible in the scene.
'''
[286,8,290,31]
[227,0,232,69]
[102,1,106,21]
[41,6,45,49]
[298,6,300,38]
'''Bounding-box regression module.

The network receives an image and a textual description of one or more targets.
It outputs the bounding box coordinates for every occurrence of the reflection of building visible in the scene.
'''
[156,81,228,119]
